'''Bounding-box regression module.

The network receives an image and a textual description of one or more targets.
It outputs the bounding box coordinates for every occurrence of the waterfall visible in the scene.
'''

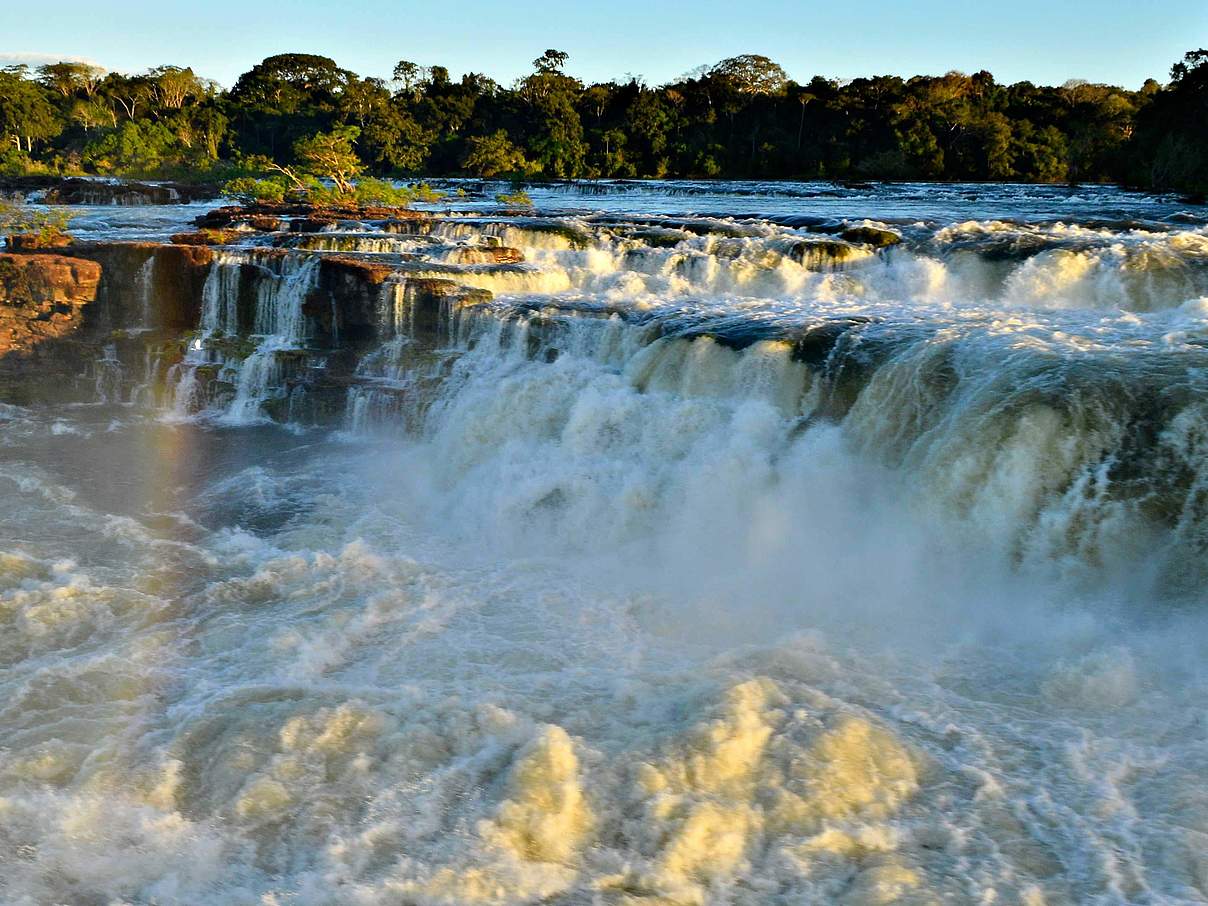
[135,254,156,327]
[131,210,1208,588]
[92,343,124,403]
[220,254,321,424]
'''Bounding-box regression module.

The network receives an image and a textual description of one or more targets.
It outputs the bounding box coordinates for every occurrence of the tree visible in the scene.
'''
[391,60,428,99]
[293,126,364,194]
[1127,49,1208,193]
[0,71,62,152]
[37,61,106,98]
[148,66,204,109]
[533,49,570,74]
[461,129,531,177]
[708,55,788,95]
[519,51,587,177]
[227,53,354,157]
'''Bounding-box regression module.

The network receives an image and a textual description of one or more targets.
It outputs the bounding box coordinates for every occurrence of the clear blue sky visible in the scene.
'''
[4,0,1205,89]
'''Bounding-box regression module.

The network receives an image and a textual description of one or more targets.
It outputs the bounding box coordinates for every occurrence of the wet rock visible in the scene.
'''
[403,278,493,345]
[65,242,214,330]
[0,253,103,400]
[506,218,593,248]
[445,246,525,265]
[788,238,870,270]
[42,178,218,205]
[242,214,285,232]
[839,225,902,248]
[622,227,690,248]
[289,216,339,233]
[170,229,246,246]
[198,203,429,233]
[7,233,73,252]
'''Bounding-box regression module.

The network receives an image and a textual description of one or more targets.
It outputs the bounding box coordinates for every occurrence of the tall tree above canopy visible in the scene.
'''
[392,60,429,100]
[147,66,205,110]
[518,50,586,176]
[533,50,570,74]
[37,61,106,98]
[708,55,788,95]
[228,54,353,111]
[227,53,355,158]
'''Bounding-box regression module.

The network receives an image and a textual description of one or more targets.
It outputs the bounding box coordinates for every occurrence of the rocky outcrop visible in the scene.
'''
[307,256,491,345]
[170,229,246,246]
[196,204,429,233]
[0,253,103,401]
[839,225,902,248]
[1,176,219,205]
[7,233,73,252]
[47,178,219,205]
[399,278,493,345]
[446,246,525,265]
[64,242,214,330]
[0,217,498,418]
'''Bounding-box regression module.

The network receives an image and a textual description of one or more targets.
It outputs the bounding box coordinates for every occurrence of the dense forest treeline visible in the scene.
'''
[1,48,1206,193]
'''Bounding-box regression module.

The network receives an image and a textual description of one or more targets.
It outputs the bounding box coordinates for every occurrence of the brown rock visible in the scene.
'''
[171,229,245,246]
[7,233,73,252]
[446,246,525,265]
[0,253,102,356]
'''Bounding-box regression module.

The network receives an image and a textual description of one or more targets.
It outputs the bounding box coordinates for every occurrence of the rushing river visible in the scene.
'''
[4,181,1208,905]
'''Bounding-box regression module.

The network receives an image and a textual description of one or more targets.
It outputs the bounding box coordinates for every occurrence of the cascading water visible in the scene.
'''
[6,182,1208,905]
[222,254,320,424]
[135,253,156,326]
[166,251,321,422]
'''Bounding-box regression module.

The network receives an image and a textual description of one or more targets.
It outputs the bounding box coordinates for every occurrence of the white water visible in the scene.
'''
[168,252,321,423]
[4,186,1208,905]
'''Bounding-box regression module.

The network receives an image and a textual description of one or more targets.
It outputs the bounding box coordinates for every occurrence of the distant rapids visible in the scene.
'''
[3,181,1208,905]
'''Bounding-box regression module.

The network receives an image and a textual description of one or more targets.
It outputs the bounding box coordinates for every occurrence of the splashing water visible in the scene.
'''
[4,183,1208,905]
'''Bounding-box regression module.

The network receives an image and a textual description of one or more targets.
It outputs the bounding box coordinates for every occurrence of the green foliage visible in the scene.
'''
[495,189,533,207]
[0,147,35,176]
[82,119,179,174]
[1,48,1205,191]
[0,70,62,152]
[1125,49,1208,194]
[0,199,73,246]
[222,176,287,205]
[293,126,363,194]
[353,180,444,207]
[403,182,444,204]
[351,176,407,206]
[461,130,532,177]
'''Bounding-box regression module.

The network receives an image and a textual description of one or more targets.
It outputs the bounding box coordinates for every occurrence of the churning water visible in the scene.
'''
[4,181,1208,904]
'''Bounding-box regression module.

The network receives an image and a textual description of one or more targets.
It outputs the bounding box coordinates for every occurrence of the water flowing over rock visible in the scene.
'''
[4,188,1208,904]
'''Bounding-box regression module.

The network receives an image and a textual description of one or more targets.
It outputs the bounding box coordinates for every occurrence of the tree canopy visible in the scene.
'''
[0,49,1204,193]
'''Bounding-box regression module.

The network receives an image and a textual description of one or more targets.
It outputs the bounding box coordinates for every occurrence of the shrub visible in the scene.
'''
[0,200,73,246]
[495,189,533,208]
[222,177,288,205]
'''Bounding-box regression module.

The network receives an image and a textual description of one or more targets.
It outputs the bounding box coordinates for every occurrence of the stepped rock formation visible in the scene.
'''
[0,209,498,415]
[0,253,103,402]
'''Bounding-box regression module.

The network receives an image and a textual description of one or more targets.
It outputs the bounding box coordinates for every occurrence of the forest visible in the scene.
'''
[1,48,1206,193]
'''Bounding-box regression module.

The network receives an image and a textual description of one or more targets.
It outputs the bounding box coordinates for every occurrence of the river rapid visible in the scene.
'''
[4,181,1208,905]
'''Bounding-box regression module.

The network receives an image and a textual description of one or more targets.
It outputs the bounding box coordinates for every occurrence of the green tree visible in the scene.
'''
[0,71,62,152]
[293,126,364,194]
[519,51,586,177]
[461,129,531,177]
[227,53,354,158]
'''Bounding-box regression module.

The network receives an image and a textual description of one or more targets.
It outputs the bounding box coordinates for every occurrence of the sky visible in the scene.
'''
[3,0,1205,90]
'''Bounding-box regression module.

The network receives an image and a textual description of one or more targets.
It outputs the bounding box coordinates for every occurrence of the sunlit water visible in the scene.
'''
[4,182,1208,905]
